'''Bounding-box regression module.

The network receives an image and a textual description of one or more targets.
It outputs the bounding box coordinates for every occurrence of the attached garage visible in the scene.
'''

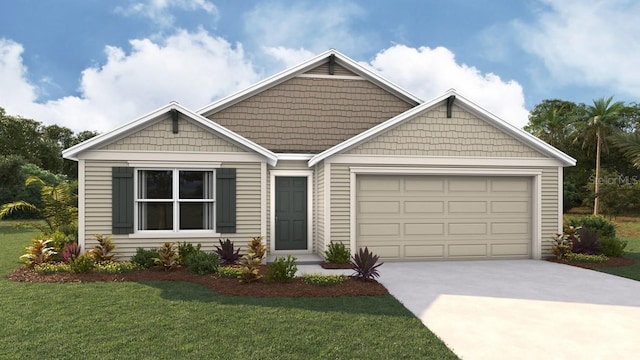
[356,174,533,261]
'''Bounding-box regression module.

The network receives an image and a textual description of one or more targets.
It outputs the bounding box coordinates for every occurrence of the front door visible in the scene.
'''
[275,177,307,250]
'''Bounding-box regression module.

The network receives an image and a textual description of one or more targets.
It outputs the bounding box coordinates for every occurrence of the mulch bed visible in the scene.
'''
[547,256,635,270]
[320,262,352,269]
[5,266,388,298]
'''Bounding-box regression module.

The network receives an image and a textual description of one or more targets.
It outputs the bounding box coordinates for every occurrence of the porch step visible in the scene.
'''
[266,254,324,265]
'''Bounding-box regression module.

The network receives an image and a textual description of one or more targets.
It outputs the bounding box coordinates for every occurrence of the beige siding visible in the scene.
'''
[316,162,325,254]
[100,114,245,152]
[303,62,358,76]
[347,104,544,157]
[541,167,559,257]
[207,77,415,153]
[83,160,262,259]
[330,164,351,244]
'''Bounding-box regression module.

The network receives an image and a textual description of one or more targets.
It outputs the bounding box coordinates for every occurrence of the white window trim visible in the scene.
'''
[134,168,218,234]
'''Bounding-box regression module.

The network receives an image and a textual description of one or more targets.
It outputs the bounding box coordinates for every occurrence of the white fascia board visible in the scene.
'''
[62,102,278,166]
[452,93,577,167]
[308,92,452,167]
[196,49,422,117]
[308,89,577,168]
[276,153,315,161]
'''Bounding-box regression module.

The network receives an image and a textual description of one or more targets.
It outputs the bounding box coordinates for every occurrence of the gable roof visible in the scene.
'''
[62,102,279,166]
[197,49,422,117]
[308,89,577,167]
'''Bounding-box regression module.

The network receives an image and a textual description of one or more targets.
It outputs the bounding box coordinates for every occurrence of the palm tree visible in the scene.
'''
[573,96,625,215]
[0,176,78,234]
[612,132,640,168]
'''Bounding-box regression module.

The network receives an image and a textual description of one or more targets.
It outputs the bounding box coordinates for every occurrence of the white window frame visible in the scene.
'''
[134,168,216,234]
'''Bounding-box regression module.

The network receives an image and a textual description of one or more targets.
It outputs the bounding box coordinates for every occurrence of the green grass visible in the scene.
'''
[0,221,457,359]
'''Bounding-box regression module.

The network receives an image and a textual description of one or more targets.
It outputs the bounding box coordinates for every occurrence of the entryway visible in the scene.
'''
[274,176,308,251]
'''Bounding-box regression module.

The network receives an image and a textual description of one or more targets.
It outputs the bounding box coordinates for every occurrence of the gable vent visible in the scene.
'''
[328,54,335,75]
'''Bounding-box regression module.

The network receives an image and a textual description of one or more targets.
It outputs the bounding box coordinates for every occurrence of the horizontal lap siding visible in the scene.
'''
[84,160,262,259]
[330,164,351,244]
[541,168,559,257]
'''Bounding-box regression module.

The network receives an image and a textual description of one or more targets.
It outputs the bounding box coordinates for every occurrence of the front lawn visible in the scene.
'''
[597,216,640,281]
[0,221,457,359]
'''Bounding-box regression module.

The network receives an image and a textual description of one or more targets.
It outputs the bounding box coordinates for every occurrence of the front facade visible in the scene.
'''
[63,50,575,261]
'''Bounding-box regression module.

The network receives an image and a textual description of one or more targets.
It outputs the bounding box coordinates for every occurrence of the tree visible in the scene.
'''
[573,96,626,215]
[524,99,578,151]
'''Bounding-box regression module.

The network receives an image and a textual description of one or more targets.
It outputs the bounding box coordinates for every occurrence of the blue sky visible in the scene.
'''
[1,0,638,132]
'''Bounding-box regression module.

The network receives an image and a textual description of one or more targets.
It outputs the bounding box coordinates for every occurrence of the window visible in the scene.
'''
[136,169,215,231]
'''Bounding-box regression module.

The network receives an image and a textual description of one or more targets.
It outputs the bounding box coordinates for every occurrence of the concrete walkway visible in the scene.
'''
[376,260,640,360]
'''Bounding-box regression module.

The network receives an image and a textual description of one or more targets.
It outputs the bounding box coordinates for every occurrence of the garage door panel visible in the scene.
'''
[404,245,445,258]
[448,201,487,213]
[359,201,400,214]
[490,243,530,256]
[448,222,487,235]
[448,244,488,257]
[357,175,532,261]
[359,223,400,236]
[404,223,445,235]
[404,201,444,213]
[491,201,529,213]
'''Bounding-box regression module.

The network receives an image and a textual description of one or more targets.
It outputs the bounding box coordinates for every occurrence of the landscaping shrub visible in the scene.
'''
[565,253,609,263]
[155,242,178,270]
[214,238,241,265]
[302,273,347,286]
[69,254,94,273]
[95,261,140,274]
[248,236,266,260]
[567,215,616,239]
[34,263,71,274]
[324,241,350,264]
[177,242,202,265]
[600,237,628,257]
[550,232,573,260]
[572,228,603,255]
[61,242,81,263]
[131,248,159,269]
[351,247,383,281]
[19,239,57,267]
[238,236,267,283]
[266,256,297,283]
[89,234,115,263]
[217,266,242,279]
[186,251,220,275]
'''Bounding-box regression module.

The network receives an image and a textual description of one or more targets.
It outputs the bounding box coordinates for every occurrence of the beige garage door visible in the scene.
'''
[356,175,532,260]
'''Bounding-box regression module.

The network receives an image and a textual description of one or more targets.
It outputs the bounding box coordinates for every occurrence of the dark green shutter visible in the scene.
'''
[112,167,134,234]
[216,168,236,233]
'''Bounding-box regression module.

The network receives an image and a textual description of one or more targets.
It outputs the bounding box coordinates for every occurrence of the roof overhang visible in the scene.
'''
[308,89,577,167]
[62,102,279,166]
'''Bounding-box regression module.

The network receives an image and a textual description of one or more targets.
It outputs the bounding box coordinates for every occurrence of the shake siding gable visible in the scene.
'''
[346,104,545,158]
[207,77,414,153]
[100,114,246,152]
[304,62,358,76]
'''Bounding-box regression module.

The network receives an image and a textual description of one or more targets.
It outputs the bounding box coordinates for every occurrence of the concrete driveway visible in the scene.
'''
[377,260,640,360]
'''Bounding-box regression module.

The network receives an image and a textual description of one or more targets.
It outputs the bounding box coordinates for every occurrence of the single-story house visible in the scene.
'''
[62,49,576,261]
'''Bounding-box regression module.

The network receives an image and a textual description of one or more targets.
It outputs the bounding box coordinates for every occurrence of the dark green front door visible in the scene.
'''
[275,177,307,250]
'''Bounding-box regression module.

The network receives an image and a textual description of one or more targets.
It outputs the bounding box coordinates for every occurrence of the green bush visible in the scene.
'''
[565,253,609,263]
[131,248,159,269]
[186,251,220,275]
[567,215,616,239]
[95,261,140,274]
[324,241,351,264]
[69,254,94,273]
[177,242,202,265]
[302,273,347,286]
[217,266,243,279]
[266,255,298,283]
[600,237,628,257]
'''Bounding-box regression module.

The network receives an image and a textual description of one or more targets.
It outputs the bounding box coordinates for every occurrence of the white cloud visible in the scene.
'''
[365,45,530,128]
[0,30,259,132]
[514,0,640,96]
[244,1,370,59]
[115,0,218,28]
[261,46,315,68]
